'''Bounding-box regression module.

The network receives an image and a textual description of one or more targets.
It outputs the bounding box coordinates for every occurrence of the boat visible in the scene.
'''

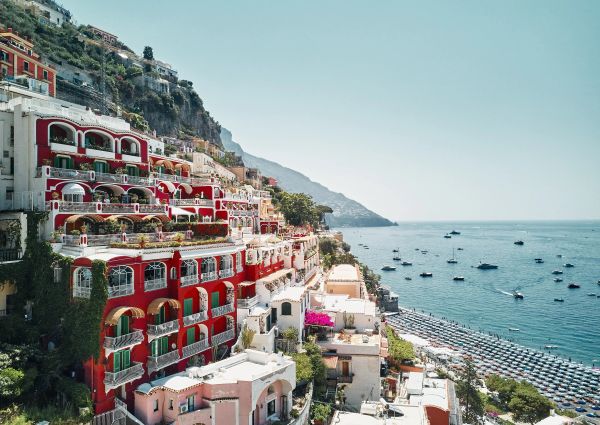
[564,263,574,268]
[534,258,544,264]
[364,246,369,249]
[512,290,524,299]
[509,327,520,332]
[457,247,463,251]
[421,250,428,254]
[553,278,563,282]
[554,298,564,302]
[568,283,580,289]
[453,276,465,281]
[450,230,461,235]
[444,234,452,239]
[358,243,363,246]
[587,293,596,297]
[404,276,412,281]
[419,272,433,278]
[556,254,563,258]
[401,261,412,266]
[552,270,563,275]
[392,249,399,253]
[381,265,396,271]
[414,248,420,251]
[393,255,402,261]
[477,263,498,270]
[447,248,458,264]
[545,345,559,350]
[514,240,524,245]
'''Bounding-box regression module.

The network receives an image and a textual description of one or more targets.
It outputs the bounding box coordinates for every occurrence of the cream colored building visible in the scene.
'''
[325,264,366,299]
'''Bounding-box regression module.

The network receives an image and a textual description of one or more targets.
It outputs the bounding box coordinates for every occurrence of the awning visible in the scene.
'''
[63,183,86,196]
[65,214,105,223]
[238,281,256,287]
[147,298,180,315]
[105,306,145,325]
[154,159,174,169]
[259,268,293,284]
[158,180,176,193]
[323,356,338,369]
[106,214,143,223]
[170,206,194,216]
[142,214,170,223]
[179,183,193,195]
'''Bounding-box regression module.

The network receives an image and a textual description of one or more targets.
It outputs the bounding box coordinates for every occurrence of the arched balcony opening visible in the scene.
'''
[200,257,217,282]
[126,187,154,205]
[84,130,114,153]
[73,267,92,299]
[48,122,76,147]
[64,214,104,236]
[180,259,199,286]
[253,379,294,424]
[107,265,134,298]
[219,255,234,278]
[144,262,167,292]
[120,137,140,156]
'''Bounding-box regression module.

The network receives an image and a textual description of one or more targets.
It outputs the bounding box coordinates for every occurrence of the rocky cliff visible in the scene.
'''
[221,129,395,228]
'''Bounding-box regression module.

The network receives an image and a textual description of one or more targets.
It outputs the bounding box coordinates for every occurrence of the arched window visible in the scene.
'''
[220,255,232,272]
[267,385,275,395]
[73,267,92,298]
[144,262,166,291]
[181,259,198,278]
[201,257,216,276]
[108,266,134,297]
[281,302,292,316]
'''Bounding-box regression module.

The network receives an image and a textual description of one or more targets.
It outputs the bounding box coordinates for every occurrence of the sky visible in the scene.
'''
[60,0,600,221]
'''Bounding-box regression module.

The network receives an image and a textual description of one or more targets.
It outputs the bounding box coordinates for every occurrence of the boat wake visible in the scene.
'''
[497,289,515,296]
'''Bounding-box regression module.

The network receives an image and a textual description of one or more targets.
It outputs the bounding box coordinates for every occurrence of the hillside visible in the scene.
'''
[221,129,395,228]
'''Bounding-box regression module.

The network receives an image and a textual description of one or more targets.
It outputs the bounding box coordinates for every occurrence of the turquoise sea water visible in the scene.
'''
[341,221,600,365]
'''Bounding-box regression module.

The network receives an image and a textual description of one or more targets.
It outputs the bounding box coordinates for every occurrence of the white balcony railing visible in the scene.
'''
[104,329,144,353]
[182,310,208,327]
[201,271,217,282]
[237,296,258,309]
[147,319,179,340]
[147,350,181,374]
[104,362,144,391]
[73,286,91,299]
[211,302,234,318]
[181,338,210,359]
[211,328,235,345]
[180,274,199,287]
[219,269,234,278]
[139,204,165,213]
[107,283,134,299]
[144,278,167,292]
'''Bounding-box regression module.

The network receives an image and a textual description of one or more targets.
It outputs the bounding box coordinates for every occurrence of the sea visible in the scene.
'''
[340,221,600,366]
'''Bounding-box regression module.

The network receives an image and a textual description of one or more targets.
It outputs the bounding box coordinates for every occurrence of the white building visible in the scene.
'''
[11,0,71,26]
[312,293,379,333]
[192,152,236,181]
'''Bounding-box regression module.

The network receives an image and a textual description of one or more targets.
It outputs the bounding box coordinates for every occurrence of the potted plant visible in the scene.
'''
[311,403,332,425]
[174,232,184,243]
[80,225,88,234]
[70,229,81,236]
[138,234,149,248]
[52,191,60,200]
[43,158,52,166]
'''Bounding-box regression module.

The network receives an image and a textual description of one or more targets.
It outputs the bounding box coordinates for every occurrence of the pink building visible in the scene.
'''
[134,349,296,425]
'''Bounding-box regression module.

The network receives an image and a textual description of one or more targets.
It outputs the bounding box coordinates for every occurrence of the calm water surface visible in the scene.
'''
[341,221,600,365]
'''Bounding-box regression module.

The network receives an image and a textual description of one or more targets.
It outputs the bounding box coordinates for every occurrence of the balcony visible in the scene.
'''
[200,271,217,283]
[104,362,144,391]
[211,328,235,345]
[147,319,179,340]
[104,329,144,354]
[102,203,137,214]
[211,302,234,318]
[126,175,153,186]
[144,277,167,292]
[45,167,93,181]
[139,204,166,213]
[95,172,124,184]
[58,201,97,213]
[0,248,22,263]
[338,374,354,384]
[147,350,181,374]
[181,338,209,359]
[237,296,258,309]
[107,283,134,299]
[183,310,208,327]
[180,274,199,287]
[219,269,234,279]
[155,173,178,182]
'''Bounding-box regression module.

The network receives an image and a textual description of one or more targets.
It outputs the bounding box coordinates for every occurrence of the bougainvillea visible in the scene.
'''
[304,310,334,327]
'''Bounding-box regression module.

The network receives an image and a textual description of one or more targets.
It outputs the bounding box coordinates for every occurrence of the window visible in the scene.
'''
[108,266,133,295]
[201,257,216,275]
[0,51,8,61]
[116,315,129,337]
[9,126,14,146]
[281,302,292,316]
[183,298,193,317]
[43,69,48,80]
[5,188,13,201]
[169,399,174,410]
[126,165,139,176]
[236,252,242,272]
[220,255,232,272]
[113,349,130,372]
[74,268,92,298]
[144,262,166,290]
[93,161,108,174]
[267,399,276,416]
[150,336,168,357]
[63,193,83,203]
[211,291,220,309]
[3,151,8,158]
[181,259,197,278]
[23,61,29,72]
[187,395,195,412]
[54,156,73,170]
[153,399,159,412]
[186,327,195,345]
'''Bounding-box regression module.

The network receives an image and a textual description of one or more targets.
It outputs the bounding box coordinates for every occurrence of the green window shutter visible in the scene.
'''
[117,315,129,336]
[186,328,195,346]
[53,157,61,168]
[160,336,168,355]
[155,305,165,325]
[68,157,74,170]
[122,350,131,369]
[150,339,158,357]
[211,292,220,309]
[184,298,193,316]
[113,351,121,372]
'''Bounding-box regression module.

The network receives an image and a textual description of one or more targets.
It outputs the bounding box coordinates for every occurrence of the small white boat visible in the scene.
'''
[554,278,563,282]
[401,261,412,266]
[552,270,563,275]
[381,265,396,271]
[509,327,520,332]
[453,276,465,281]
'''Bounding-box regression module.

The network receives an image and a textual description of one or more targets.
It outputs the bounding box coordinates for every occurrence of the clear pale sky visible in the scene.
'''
[61,0,600,221]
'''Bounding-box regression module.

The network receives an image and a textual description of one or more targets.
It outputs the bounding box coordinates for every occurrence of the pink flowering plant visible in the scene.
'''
[304,310,334,327]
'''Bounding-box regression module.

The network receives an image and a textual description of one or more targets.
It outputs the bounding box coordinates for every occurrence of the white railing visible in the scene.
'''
[211,303,234,318]
[144,277,167,292]
[104,362,144,390]
[147,350,181,374]
[95,172,124,184]
[219,269,234,278]
[183,310,208,327]
[104,329,144,353]
[237,296,258,309]
[211,328,235,345]
[201,271,217,282]
[107,283,134,299]
[73,286,91,299]
[102,203,137,213]
[139,204,165,213]
[46,167,93,181]
[181,338,210,359]
[147,319,179,340]
[126,175,153,186]
[58,201,97,213]
[154,173,178,182]
[180,274,199,287]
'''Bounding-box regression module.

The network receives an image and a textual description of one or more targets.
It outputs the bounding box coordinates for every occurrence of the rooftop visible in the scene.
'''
[271,286,306,303]
[328,264,361,282]
[317,294,377,315]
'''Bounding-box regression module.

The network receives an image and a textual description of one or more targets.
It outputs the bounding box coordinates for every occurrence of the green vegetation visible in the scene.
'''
[456,360,485,424]
[385,327,415,366]
[486,375,553,424]
[303,336,327,397]
[310,402,332,424]
[291,352,313,384]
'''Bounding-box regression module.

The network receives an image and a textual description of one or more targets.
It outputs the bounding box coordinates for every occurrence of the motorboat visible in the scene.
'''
[587,293,596,297]
[509,327,520,332]
[514,240,524,245]
[564,263,574,268]
[556,254,563,258]
[393,255,402,261]
[554,278,563,282]
[545,345,559,350]
[419,272,433,278]
[421,250,428,254]
[457,247,464,251]
[450,230,461,235]
[535,258,544,264]
[381,265,396,271]
[401,261,412,266]
[444,234,452,239]
[392,249,399,252]
[512,290,524,299]
[453,276,465,281]
[405,276,412,281]
[477,263,498,270]
[554,298,564,302]
[552,270,563,275]
[568,283,580,289]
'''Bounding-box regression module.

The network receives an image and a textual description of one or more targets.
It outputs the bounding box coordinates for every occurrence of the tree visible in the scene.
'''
[319,238,338,256]
[486,374,517,408]
[143,45,154,60]
[456,359,484,424]
[278,193,319,227]
[509,386,553,425]
[291,352,313,384]
[240,325,256,350]
[386,327,415,364]
[315,204,333,224]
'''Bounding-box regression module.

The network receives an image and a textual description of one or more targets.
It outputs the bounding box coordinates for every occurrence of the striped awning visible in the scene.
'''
[105,306,145,325]
[142,214,170,223]
[65,214,105,223]
[147,298,180,315]
[105,214,144,223]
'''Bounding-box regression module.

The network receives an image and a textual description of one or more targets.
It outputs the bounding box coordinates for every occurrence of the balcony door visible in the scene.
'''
[113,349,130,372]
[94,161,108,174]
[54,156,73,169]
[150,336,168,357]
[155,305,165,325]
[116,315,129,337]
[211,292,220,309]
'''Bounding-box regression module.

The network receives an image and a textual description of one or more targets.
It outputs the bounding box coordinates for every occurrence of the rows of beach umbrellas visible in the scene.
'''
[386,308,600,414]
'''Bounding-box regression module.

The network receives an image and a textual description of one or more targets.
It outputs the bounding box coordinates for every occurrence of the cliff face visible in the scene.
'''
[221,129,395,228]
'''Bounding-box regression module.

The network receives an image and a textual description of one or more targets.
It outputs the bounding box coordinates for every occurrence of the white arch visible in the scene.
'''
[54,180,94,193]
[48,121,77,146]
[94,184,125,196]
[178,183,193,195]
[83,129,115,152]
[119,136,141,155]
